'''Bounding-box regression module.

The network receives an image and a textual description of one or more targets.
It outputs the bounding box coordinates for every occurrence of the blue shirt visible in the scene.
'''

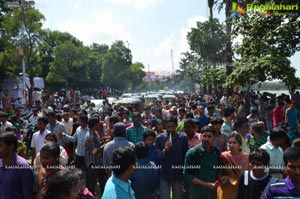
[102,175,136,199]
[130,159,159,199]
[65,126,89,156]
[0,153,34,199]
[103,137,135,165]
[155,132,189,181]
[147,145,157,163]
[196,115,210,128]
[265,176,300,198]
[126,124,147,144]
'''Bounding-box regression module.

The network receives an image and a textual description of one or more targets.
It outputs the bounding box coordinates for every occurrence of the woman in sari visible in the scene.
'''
[217,132,249,199]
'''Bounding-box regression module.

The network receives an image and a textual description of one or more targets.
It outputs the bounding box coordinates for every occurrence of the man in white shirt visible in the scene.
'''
[0,112,13,134]
[62,112,73,135]
[259,127,286,179]
[28,108,40,127]
[30,117,50,165]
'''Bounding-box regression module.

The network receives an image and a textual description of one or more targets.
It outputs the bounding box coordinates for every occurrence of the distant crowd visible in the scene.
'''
[1,89,300,199]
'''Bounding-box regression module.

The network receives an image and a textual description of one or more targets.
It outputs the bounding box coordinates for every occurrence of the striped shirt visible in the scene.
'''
[265,176,300,198]
[65,126,89,156]
[85,130,102,166]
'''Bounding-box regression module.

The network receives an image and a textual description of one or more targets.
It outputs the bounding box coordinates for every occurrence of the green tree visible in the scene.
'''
[227,10,300,95]
[187,18,225,68]
[84,43,109,88]
[46,41,88,89]
[0,7,45,106]
[128,62,145,89]
[101,40,132,91]
[38,30,83,80]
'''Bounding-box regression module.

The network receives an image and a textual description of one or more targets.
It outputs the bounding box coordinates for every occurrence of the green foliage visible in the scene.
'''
[128,62,145,88]
[46,41,88,88]
[228,10,300,93]
[101,40,133,91]
[201,66,226,86]
[187,18,225,66]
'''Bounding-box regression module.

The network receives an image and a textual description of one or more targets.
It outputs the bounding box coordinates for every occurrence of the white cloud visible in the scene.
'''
[105,0,166,9]
[173,16,208,70]
[57,8,132,45]
[150,16,208,73]
[153,33,174,57]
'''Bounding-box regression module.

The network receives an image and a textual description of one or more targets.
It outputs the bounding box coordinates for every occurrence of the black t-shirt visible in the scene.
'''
[237,171,272,199]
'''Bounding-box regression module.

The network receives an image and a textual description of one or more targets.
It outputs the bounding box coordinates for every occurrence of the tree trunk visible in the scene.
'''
[28,76,34,108]
[208,0,214,19]
[225,0,233,96]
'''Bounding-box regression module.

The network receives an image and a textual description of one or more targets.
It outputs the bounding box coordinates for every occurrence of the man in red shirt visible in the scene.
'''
[273,100,285,128]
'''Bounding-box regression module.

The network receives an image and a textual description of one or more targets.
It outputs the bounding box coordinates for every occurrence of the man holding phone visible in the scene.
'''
[156,116,189,199]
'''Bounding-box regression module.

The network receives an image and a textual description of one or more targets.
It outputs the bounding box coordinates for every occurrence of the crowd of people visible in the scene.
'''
[1,89,300,199]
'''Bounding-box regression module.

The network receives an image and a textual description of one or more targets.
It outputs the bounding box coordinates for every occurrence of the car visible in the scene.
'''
[119,93,133,99]
[107,97,118,105]
[90,99,105,108]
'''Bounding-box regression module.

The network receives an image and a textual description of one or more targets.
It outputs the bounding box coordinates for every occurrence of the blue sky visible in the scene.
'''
[34,0,300,77]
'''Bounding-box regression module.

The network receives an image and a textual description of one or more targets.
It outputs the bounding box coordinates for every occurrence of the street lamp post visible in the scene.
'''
[5,0,35,103]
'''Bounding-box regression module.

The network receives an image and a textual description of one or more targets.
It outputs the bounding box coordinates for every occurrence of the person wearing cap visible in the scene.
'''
[0,112,13,134]
[103,122,135,166]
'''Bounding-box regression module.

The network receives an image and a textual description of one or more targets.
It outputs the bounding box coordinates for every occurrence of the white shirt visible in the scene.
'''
[0,121,13,133]
[259,141,284,179]
[29,115,40,126]
[35,146,68,166]
[62,118,73,135]
[30,129,51,154]
[32,91,42,101]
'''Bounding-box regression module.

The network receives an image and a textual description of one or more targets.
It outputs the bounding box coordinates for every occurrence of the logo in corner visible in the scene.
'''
[231,1,246,18]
